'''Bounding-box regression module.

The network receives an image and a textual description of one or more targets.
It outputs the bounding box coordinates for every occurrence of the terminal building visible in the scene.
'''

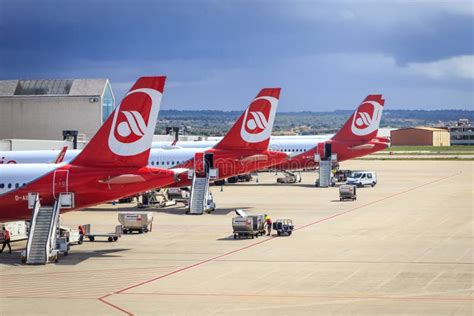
[0,79,115,142]
[390,127,451,146]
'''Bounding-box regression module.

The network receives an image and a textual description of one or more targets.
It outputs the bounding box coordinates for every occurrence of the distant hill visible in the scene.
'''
[156,109,474,136]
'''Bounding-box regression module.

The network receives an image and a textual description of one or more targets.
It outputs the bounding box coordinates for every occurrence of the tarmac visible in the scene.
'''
[0,160,472,315]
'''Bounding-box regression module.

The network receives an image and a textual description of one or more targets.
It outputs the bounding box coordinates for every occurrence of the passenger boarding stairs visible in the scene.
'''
[188,173,211,215]
[25,195,61,264]
[318,160,332,187]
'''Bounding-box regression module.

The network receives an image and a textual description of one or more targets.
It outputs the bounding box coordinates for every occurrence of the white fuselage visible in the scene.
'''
[0,163,60,195]
[0,137,329,166]
[152,135,333,149]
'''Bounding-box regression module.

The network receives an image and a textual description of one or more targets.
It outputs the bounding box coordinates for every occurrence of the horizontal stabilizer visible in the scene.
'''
[99,174,146,184]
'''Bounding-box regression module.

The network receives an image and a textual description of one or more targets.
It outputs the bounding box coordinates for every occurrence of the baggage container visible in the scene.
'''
[232,215,265,239]
[339,184,357,201]
[0,221,29,242]
[118,212,153,234]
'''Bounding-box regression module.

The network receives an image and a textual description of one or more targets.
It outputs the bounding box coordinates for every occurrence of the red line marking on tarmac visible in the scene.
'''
[98,294,133,316]
[97,171,461,315]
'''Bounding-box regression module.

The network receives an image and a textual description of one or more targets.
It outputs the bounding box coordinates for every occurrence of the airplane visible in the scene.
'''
[269,94,390,171]
[0,76,184,222]
[162,88,289,187]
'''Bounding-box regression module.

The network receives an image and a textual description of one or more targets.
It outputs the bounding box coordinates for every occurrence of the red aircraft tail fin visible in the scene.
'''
[332,94,385,142]
[213,88,280,151]
[71,76,166,167]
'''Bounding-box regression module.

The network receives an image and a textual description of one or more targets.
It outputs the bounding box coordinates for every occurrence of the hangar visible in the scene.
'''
[390,127,450,146]
[0,79,115,141]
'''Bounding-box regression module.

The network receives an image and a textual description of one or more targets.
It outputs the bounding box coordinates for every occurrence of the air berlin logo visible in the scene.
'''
[108,88,162,156]
[351,101,383,136]
[240,96,278,143]
[117,111,147,138]
[246,111,268,133]
[355,111,373,129]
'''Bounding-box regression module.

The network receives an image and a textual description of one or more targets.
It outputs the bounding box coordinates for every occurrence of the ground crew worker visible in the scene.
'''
[1,227,11,254]
[78,225,86,243]
[264,215,272,236]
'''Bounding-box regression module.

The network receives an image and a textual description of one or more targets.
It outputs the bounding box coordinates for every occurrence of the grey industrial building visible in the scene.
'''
[0,79,115,141]
[449,119,474,145]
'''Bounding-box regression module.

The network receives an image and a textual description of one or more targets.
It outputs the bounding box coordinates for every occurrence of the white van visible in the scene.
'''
[346,171,377,187]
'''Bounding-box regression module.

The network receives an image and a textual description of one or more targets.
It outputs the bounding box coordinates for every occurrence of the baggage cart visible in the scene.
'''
[232,215,266,239]
[339,184,357,201]
[118,212,153,234]
[272,219,294,236]
[83,224,122,242]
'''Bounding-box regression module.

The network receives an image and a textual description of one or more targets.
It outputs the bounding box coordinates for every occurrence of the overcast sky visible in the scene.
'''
[0,0,472,111]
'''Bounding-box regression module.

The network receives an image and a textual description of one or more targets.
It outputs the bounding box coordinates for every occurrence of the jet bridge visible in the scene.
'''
[188,152,217,215]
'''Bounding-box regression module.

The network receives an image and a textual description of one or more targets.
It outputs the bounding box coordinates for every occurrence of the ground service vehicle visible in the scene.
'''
[346,171,377,187]
[273,219,294,236]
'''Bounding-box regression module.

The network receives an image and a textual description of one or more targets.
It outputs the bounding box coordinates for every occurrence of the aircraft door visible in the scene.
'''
[194,152,204,176]
[317,143,325,159]
[53,169,69,199]
[204,153,214,173]
[324,143,332,160]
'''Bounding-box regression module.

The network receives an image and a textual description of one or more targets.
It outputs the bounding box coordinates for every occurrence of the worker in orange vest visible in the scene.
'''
[1,227,11,254]
[78,225,86,243]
